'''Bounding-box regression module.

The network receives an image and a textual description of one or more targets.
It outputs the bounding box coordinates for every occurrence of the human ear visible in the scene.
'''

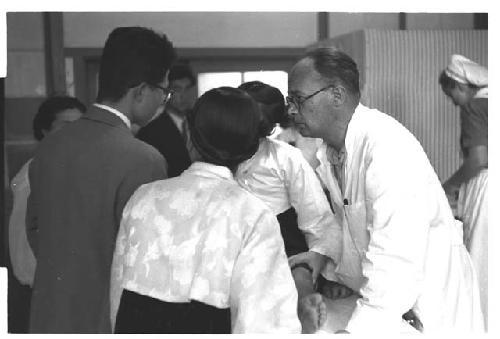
[456,82,469,94]
[331,85,346,107]
[132,82,148,102]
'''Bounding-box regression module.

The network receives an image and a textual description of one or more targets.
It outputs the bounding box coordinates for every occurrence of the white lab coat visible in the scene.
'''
[315,104,484,334]
[236,138,341,261]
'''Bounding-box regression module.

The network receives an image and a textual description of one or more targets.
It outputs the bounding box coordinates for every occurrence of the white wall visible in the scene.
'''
[406,13,474,29]
[328,13,400,37]
[63,12,317,48]
[6,12,46,97]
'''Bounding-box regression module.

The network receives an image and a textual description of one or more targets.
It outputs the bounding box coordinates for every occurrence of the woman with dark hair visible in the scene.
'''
[439,54,488,329]
[110,87,301,333]
[236,81,344,333]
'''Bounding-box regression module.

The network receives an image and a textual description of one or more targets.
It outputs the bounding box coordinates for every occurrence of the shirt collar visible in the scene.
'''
[326,145,346,166]
[186,161,234,181]
[315,103,366,168]
[167,111,185,132]
[93,103,131,129]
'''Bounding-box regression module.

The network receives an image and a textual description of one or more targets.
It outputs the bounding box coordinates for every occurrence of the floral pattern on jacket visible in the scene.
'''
[110,162,301,333]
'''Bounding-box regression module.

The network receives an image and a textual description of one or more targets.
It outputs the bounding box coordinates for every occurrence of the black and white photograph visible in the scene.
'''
[0,1,493,335]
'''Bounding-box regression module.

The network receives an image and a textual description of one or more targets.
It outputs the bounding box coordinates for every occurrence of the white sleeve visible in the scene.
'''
[9,162,36,286]
[345,138,431,333]
[284,146,342,262]
[229,209,301,333]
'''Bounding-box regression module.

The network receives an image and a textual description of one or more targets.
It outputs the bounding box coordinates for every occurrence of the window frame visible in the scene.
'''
[65,47,304,107]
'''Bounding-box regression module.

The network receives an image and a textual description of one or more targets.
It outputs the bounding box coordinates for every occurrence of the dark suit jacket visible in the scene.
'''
[26,106,167,333]
[137,111,191,177]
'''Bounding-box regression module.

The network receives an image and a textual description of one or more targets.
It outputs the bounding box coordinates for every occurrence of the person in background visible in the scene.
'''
[26,26,175,333]
[110,87,302,333]
[236,81,346,332]
[7,95,85,332]
[439,54,488,329]
[287,47,484,334]
[137,62,198,177]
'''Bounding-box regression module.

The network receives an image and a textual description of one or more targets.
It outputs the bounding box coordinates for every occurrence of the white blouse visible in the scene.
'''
[110,162,301,333]
[8,159,37,286]
[236,137,341,261]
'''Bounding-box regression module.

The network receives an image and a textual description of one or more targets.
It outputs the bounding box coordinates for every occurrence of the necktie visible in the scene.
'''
[182,119,198,161]
[181,119,189,143]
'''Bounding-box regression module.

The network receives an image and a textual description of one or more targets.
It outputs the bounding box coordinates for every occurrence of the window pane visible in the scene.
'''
[197,72,242,97]
[243,71,288,97]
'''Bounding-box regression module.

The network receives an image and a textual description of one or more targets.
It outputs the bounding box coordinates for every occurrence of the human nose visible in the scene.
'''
[287,102,298,116]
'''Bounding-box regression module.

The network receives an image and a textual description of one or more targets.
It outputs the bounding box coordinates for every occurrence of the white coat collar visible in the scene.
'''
[185,161,234,181]
[93,103,131,129]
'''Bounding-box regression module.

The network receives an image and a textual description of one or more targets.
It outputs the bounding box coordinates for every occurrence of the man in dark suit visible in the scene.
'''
[137,62,197,177]
[26,27,176,333]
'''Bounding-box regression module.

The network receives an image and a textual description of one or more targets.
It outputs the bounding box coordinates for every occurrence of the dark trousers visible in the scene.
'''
[7,269,32,333]
[115,289,231,334]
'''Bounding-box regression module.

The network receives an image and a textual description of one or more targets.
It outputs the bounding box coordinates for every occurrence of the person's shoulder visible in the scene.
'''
[138,113,173,135]
[238,186,280,233]
[354,105,423,154]
[11,159,32,188]
[267,137,303,159]
[133,176,171,198]
[127,137,165,162]
[357,105,409,137]
[268,137,294,149]
[33,121,80,156]
[467,97,488,115]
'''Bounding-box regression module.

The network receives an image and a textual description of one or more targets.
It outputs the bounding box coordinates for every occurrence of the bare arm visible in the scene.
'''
[443,145,487,195]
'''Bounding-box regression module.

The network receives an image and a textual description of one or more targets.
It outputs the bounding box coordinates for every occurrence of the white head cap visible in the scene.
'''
[445,54,488,87]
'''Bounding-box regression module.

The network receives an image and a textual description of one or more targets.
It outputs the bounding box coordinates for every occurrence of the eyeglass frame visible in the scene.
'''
[150,83,174,104]
[286,85,335,112]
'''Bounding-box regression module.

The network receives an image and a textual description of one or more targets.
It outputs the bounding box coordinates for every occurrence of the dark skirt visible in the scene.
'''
[115,289,231,334]
[277,207,308,257]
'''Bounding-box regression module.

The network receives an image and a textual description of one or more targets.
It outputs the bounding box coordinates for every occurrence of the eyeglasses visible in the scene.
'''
[286,85,335,111]
[151,84,174,104]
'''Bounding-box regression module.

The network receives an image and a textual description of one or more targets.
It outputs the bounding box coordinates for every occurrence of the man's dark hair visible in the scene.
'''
[305,47,360,99]
[168,61,196,86]
[33,95,86,141]
[96,26,176,102]
[238,81,286,137]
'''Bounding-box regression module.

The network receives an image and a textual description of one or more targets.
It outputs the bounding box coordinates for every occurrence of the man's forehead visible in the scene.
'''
[289,59,321,93]
[170,77,193,88]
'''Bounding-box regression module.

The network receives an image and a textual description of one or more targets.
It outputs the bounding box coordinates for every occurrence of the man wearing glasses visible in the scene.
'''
[287,47,483,334]
[137,62,197,177]
[26,26,176,333]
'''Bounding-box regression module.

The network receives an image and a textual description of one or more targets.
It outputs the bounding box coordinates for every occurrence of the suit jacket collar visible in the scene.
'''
[82,105,132,133]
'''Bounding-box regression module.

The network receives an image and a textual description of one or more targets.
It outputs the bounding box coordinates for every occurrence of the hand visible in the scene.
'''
[442,180,459,199]
[442,181,460,212]
[289,251,328,284]
[321,280,355,300]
